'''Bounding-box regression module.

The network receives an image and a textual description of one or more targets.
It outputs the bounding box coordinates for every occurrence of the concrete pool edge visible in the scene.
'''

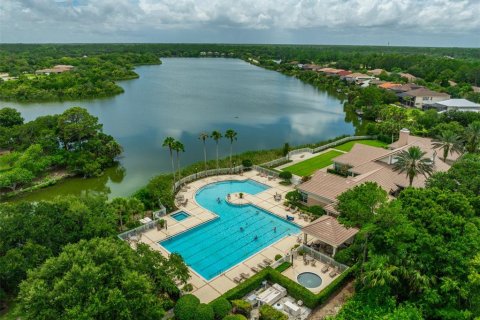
[159,178,301,281]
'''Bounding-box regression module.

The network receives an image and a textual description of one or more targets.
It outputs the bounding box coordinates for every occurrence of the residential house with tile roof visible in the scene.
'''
[296,129,458,216]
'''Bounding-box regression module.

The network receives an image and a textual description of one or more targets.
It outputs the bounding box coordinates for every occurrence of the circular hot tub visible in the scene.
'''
[297,272,322,288]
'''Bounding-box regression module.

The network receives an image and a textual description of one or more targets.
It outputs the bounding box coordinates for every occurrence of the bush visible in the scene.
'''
[242,159,253,168]
[211,298,232,320]
[279,171,292,181]
[285,190,301,203]
[183,283,193,292]
[231,300,252,317]
[274,254,282,261]
[196,303,215,320]
[307,205,325,217]
[259,304,288,320]
[174,294,200,320]
[223,315,247,320]
[301,175,311,182]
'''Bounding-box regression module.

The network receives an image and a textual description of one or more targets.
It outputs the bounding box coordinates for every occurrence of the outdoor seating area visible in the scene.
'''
[244,283,312,319]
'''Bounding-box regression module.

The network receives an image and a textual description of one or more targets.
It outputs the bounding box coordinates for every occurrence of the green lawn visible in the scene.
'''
[283,150,343,176]
[333,139,388,152]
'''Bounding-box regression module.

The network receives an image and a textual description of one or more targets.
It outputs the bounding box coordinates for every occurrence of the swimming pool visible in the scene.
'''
[160,180,300,280]
[171,211,190,221]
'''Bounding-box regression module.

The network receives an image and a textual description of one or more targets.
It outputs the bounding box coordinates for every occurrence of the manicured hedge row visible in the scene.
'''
[267,265,357,309]
[209,264,357,310]
[274,262,292,273]
[210,268,271,304]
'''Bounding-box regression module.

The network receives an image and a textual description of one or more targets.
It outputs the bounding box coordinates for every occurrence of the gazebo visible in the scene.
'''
[302,215,358,256]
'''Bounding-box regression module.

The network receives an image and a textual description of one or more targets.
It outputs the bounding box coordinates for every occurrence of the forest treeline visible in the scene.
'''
[0,43,479,101]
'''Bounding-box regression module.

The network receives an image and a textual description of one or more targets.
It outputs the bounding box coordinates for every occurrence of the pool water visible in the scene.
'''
[172,211,190,221]
[160,180,300,280]
[297,272,323,288]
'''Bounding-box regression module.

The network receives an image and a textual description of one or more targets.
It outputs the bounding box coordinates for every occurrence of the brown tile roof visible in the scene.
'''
[337,70,352,76]
[368,69,388,76]
[298,134,455,202]
[302,215,358,247]
[379,82,402,89]
[389,83,423,92]
[403,88,450,98]
[333,144,391,167]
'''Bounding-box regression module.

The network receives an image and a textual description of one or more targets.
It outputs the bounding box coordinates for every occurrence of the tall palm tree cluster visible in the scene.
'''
[393,122,480,187]
[162,137,185,185]
[162,129,238,186]
[198,129,238,171]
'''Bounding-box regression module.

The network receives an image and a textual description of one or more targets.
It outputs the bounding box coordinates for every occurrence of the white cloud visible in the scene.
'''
[1,0,479,44]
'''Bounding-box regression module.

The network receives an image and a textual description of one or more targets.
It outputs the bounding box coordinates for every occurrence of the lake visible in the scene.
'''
[3,58,361,202]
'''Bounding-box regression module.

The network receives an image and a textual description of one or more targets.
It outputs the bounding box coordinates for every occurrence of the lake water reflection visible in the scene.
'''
[5,58,362,201]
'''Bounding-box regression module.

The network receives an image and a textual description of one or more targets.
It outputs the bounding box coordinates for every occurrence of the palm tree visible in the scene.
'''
[198,132,209,171]
[432,130,463,162]
[225,129,237,169]
[172,140,185,181]
[162,137,176,183]
[464,121,480,153]
[211,130,222,169]
[393,146,434,187]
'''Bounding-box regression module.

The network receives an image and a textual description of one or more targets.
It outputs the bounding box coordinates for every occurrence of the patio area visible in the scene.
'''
[134,169,312,303]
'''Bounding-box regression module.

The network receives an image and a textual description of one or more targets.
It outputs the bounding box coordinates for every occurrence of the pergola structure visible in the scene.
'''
[302,215,359,256]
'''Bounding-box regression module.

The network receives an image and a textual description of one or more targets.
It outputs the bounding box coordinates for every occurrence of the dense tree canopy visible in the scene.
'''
[17,238,188,320]
[334,156,480,319]
[0,107,122,194]
[0,195,117,295]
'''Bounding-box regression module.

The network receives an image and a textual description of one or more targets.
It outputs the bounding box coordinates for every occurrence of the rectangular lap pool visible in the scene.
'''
[160,180,300,280]
[171,211,190,221]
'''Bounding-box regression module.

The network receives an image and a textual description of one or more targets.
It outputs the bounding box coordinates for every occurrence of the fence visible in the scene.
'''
[118,203,167,241]
[260,156,289,168]
[173,165,244,192]
[287,135,375,159]
[299,244,349,272]
[252,165,281,178]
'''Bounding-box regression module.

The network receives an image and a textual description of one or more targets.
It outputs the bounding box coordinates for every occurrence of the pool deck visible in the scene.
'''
[138,170,315,303]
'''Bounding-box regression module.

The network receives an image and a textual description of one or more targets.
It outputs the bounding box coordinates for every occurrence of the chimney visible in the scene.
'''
[397,128,410,147]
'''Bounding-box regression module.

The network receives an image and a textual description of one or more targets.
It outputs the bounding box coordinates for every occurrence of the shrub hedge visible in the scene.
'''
[231,300,252,317]
[174,294,200,320]
[274,262,291,273]
[223,315,247,320]
[196,303,215,320]
[209,265,357,310]
[211,298,232,320]
[259,304,288,320]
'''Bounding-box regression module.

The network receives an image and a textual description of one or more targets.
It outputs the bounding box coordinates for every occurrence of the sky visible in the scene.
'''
[1,0,479,47]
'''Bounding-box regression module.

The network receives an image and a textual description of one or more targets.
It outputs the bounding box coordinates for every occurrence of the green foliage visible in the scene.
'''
[210,298,232,320]
[274,254,282,261]
[223,315,247,320]
[0,107,121,195]
[282,143,290,156]
[283,150,343,177]
[174,294,201,320]
[278,171,292,181]
[241,159,253,168]
[259,304,288,320]
[392,146,434,186]
[196,304,215,320]
[274,262,291,273]
[17,238,172,320]
[231,300,252,317]
[0,107,23,127]
[0,195,117,295]
[0,51,160,102]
